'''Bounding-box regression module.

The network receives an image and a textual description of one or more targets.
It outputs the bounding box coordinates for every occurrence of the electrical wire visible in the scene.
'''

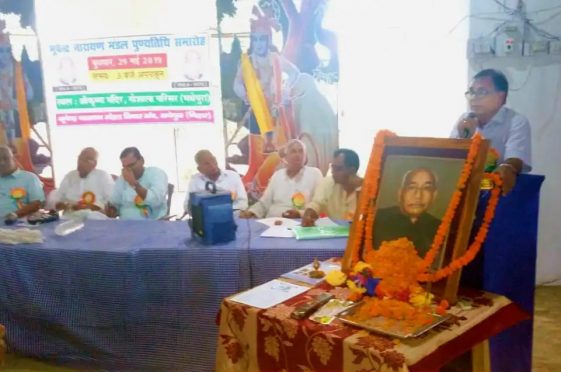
[447,15,510,36]
[527,21,561,40]
[492,0,519,15]
[531,10,561,26]
[509,66,533,91]
[525,4,561,14]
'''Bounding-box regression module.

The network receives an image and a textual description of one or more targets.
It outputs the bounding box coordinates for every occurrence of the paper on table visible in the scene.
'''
[229,279,309,309]
[260,225,295,238]
[314,217,339,227]
[256,217,300,228]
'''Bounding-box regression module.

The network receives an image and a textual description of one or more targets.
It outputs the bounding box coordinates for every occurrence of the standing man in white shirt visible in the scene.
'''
[452,69,532,194]
[184,149,248,212]
[50,147,114,214]
[239,139,323,219]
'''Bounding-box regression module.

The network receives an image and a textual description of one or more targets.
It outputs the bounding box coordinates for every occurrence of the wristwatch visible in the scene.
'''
[5,212,18,224]
[499,163,519,174]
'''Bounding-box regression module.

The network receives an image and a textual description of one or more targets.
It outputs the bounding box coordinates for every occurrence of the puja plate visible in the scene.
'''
[337,302,451,339]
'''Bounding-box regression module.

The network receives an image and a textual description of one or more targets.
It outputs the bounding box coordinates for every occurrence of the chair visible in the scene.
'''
[166,183,175,216]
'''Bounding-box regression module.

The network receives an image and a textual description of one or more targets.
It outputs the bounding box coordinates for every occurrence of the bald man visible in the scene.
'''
[373,168,441,257]
[50,147,114,214]
[240,139,323,219]
[184,150,247,212]
[0,145,44,224]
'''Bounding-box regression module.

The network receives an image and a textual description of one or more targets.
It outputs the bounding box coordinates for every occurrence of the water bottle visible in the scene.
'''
[55,217,85,236]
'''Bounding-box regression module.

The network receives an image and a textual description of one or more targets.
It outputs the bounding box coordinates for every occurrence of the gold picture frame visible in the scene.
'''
[343,137,489,304]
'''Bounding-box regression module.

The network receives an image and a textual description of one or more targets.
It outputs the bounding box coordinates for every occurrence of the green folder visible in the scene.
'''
[292,225,350,240]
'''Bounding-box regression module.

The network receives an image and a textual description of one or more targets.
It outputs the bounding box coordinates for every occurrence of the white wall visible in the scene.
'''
[469,0,561,284]
[34,0,225,199]
[336,0,470,175]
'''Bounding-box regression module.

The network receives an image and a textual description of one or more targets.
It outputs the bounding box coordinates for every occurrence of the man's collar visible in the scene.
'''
[1,168,20,178]
[285,165,305,179]
[485,105,508,127]
[200,170,224,182]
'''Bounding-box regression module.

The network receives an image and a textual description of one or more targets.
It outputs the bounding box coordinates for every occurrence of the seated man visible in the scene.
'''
[452,69,531,194]
[373,167,440,257]
[302,149,362,226]
[0,145,44,224]
[107,147,168,220]
[239,139,322,219]
[49,147,114,215]
[184,150,248,213]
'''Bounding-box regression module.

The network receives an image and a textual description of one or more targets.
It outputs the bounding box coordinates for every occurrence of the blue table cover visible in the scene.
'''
[0,173,543,372]
[0,218,346,371]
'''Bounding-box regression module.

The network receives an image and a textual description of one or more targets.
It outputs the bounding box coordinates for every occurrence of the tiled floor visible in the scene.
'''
[2,286,560,371]
[532,286,561,372]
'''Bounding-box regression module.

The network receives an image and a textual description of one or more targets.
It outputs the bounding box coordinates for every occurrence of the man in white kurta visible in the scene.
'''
[50,147,114,214]
[240,139,322,218]
[184,150,248,212]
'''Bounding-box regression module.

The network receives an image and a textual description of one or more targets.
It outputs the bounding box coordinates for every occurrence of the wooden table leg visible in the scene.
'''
[471,340,491,372]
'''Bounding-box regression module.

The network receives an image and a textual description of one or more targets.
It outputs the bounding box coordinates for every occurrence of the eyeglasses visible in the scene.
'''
[464,89,496,99]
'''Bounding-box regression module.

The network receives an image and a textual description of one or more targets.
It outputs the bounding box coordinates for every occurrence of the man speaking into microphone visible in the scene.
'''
[451,69,532,194]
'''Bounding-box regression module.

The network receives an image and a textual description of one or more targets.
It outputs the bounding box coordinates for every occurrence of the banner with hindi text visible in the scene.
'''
[43,34,215,126]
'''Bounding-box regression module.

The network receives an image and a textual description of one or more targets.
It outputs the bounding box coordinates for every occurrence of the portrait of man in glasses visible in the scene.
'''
[373,167,441,257]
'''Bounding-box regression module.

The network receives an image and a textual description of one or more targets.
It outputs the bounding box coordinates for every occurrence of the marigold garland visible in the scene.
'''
[350,130,396,265]
[339,131,503,328]
[419,133,483,272]
[349,131,501,284]
[417,173,502,282]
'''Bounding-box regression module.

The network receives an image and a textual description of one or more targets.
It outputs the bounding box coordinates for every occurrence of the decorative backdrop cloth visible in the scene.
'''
[0,219,345,371]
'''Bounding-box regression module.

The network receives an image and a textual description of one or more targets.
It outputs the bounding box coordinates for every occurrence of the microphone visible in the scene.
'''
[463,112,477,138]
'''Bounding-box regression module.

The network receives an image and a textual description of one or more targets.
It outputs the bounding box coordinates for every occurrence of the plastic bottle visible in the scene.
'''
[55,217,85,236]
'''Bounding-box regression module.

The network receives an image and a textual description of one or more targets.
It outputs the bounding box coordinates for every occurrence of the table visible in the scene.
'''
[0,219,346,371]
[215,286,528,372]
[0,172,542,371]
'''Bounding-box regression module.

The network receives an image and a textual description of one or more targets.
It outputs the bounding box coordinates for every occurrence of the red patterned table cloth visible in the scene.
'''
[216,287,527,372]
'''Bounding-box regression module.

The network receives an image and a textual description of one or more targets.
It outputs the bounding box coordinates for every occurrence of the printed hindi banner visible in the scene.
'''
[43,34,215,126]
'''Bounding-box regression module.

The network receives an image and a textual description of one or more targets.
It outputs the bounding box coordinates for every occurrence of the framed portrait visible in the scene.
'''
[343,137,489,303]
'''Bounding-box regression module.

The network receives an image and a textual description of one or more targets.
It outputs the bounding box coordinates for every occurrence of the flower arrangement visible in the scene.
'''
[10,187,27,209]
[328,239,449,331]
[329,130,502,328]
[80,191,96,206]
[134,195,149,217]
[291,192,306,209]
